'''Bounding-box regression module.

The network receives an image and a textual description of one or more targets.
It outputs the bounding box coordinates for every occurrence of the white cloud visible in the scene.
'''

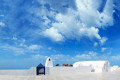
[40,0,76,14]
[0,15,4,17]
[100,37,108,45]
[111,55,120,61]
[0,22,5,27]
[48,47,52,50]
[75,54,92,60]
[20,43,27,47]
[3,37,10,40]
[41,0,113,42]
[74,51,98,60]
[12,36,17,40]
[32,54,48,59]
[94,42,98,47]
[0,43,43,55]
[79,27,101,40]
[88,51,97,56]
[76,0,113,28]
[9,46,25,55]
[31,51,106,63]
[1,44,26,55]
[42,16,51,27]
[27,45,42,50]
[43,10,101,41]
[51,54,70,61]
[101,48,107,52]
[99,0,113,27]
[42,27,64,41]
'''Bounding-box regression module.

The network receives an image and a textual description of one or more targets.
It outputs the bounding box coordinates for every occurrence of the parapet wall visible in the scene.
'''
[0,66,91,76]
[45,66,91,75]
[0,67,36,76]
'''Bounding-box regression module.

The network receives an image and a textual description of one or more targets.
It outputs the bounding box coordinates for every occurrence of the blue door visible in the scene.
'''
[37,67,45,75]
[36,63,45,75]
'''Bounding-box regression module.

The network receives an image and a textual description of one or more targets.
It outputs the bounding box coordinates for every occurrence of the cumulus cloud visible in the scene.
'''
[1,0,113,45]
[100,37,108,45]
[0,43,43,55]
[0,15,4,17]
[1,44,26,55]
[39,0,77,14]
[48,47,52,50]
[12,36,17,40]
[76,0,113,27]
[0,0,114,47]
[42,27,64,41]
[88,51,97,56]
[43,9,101,41]
[42,0,113,43]
[79,27,101,40]
[32,50,120,65]
[0,22,5,27]
[94,42,98,47]
[27,45,42,50]
[32,51,107,64]
[111,55,120,61]
[32,54,48,59]
[101,48,107,52]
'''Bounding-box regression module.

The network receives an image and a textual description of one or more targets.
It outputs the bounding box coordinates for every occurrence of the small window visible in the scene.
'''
[49,58,51,61]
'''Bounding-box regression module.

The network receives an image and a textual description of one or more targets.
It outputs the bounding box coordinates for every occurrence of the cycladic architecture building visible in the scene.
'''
[73,61,110,72]
[45,57,91,75]
[0,57,118,76]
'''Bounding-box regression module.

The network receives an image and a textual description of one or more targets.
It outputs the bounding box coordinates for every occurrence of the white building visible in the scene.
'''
[45,57,53,67]
[73,61,110,72]
[44,57,111,75]
[45,57,91,75]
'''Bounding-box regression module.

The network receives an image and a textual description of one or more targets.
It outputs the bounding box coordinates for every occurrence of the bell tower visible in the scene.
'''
[45,57,53,67]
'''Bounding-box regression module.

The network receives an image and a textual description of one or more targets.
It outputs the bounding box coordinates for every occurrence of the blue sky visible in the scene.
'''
[0,0,120,69]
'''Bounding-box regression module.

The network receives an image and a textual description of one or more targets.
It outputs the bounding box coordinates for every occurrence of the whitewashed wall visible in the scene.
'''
[45,66,91,75]
[0,67,36,76]
[0,66,91,76]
